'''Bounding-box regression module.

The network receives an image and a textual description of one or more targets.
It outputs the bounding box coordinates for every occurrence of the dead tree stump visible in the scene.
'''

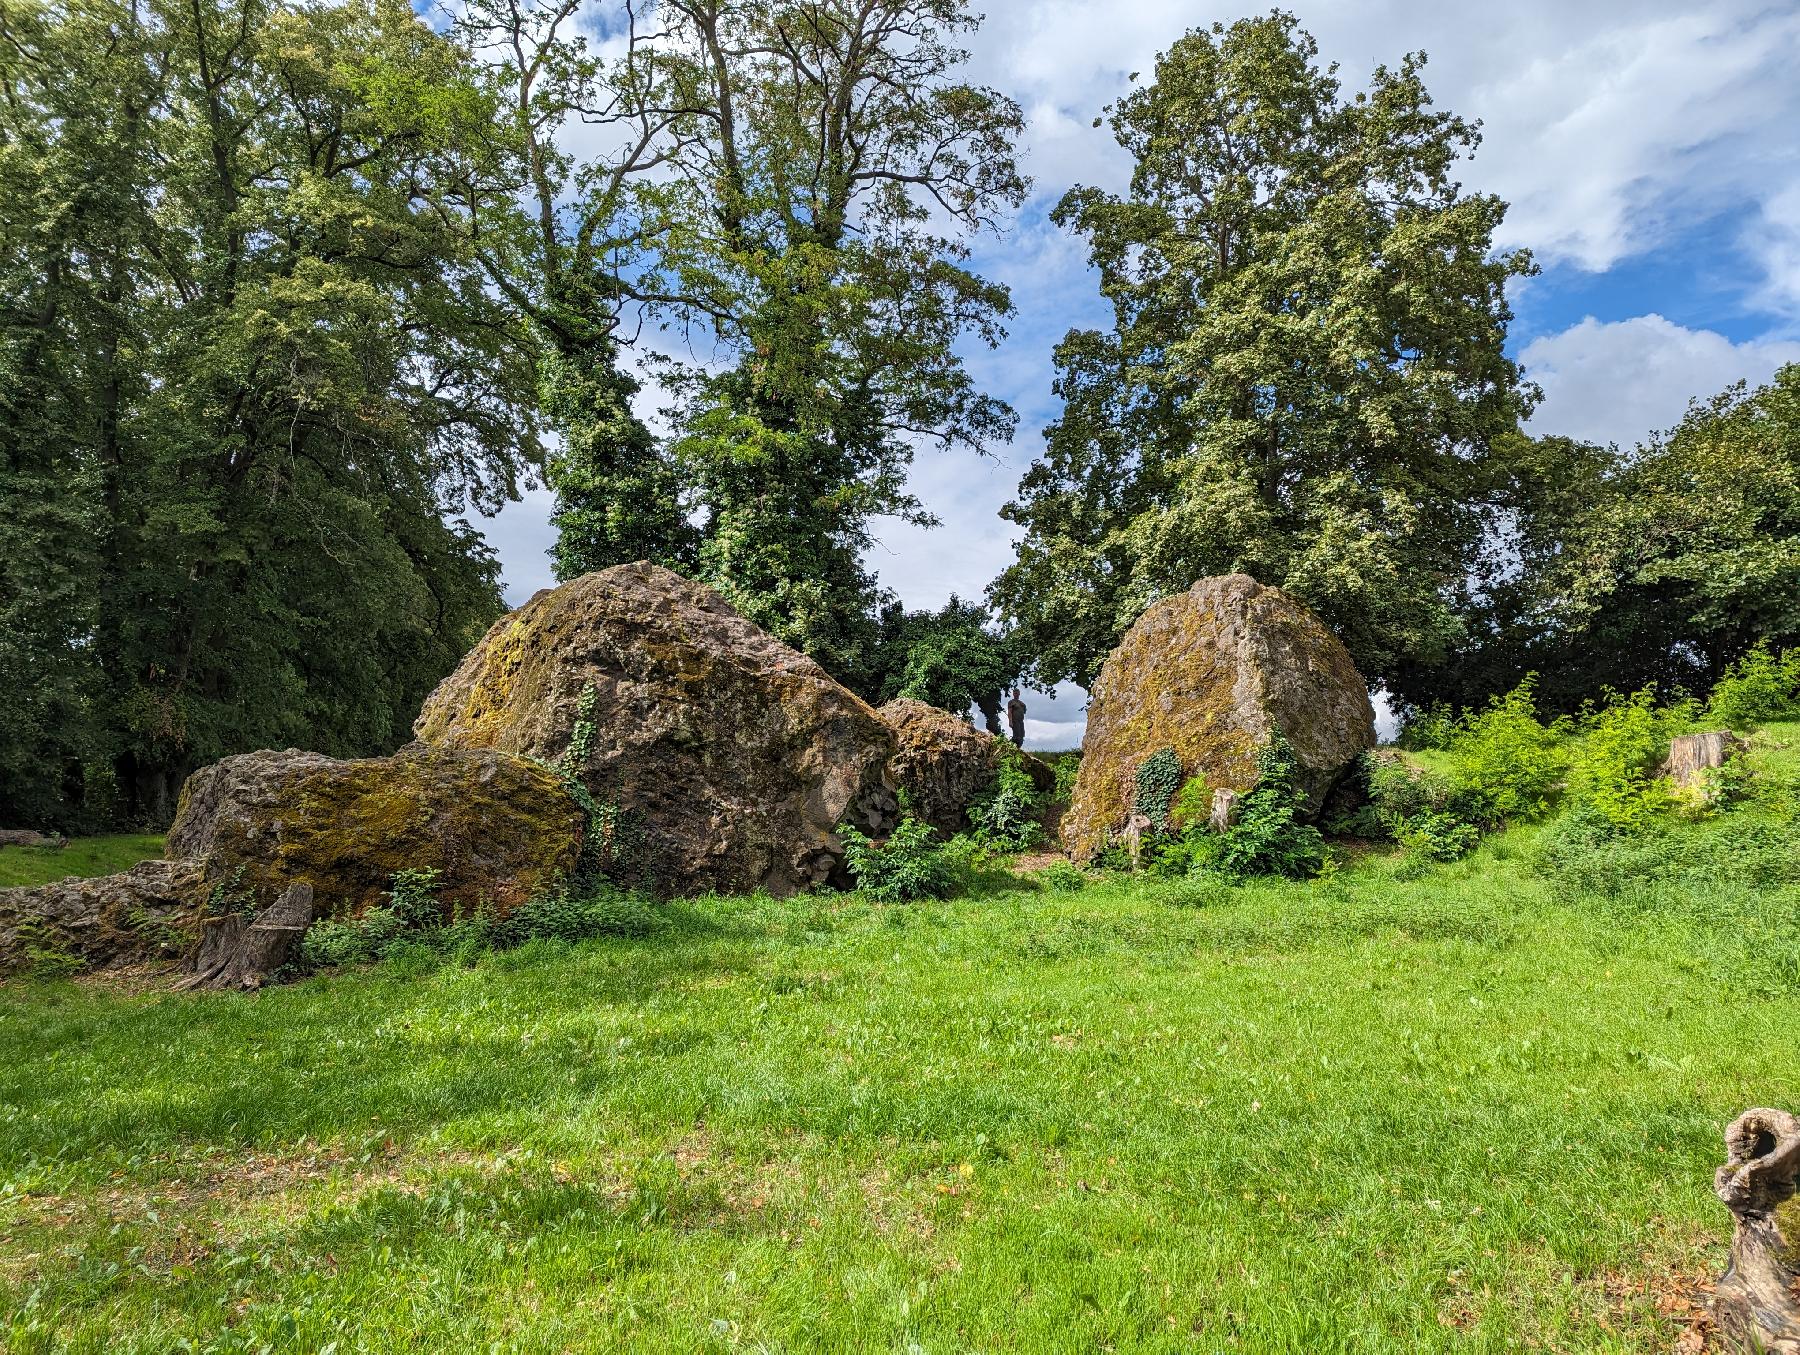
[1713,1107,1800,1352]
[178,882,314,991]
[1664,731,1742,789]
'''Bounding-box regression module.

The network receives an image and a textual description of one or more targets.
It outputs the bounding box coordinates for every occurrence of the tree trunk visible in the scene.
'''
[178,882,314,991]
[1713,1107,1800,1353]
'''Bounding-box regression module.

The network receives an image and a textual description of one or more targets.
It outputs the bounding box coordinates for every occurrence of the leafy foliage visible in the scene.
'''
[299,871,658,971]
[991,12,1536,691]
[837,819,958,903]
[1132,748,1184,834]
[1709,642,1800,729]
[0,0,535,828]
[1564,688,1684,831]
[1442,679,1564,826]
[968,747,1046,850]
[1215,735,1325,880]
[870,597,1020,716]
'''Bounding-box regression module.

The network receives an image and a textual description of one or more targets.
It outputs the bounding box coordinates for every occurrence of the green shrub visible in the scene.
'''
[1168,774,1211,831]
[1388,810,1481,863]
[1443,678,1564,826]
[969,747,1046,849]
[1132,747,1183,833]
[1366,754,1455,823]
[838,818,955,902]
[1048,752,1082,805]
[1397,704,1457,751]
[386,868,443,929]
[498,885,661,945]
[298,870,659,973]
[1537,806,1800,898]
[1709,643,1800,729]
[1565,687,1680,831]
[1037,861,1089,893]
[1216,735,1325,880]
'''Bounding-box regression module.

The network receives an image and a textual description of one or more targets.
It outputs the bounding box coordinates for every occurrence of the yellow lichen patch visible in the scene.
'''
[1064,574,1373,858]
[183,748,584,920]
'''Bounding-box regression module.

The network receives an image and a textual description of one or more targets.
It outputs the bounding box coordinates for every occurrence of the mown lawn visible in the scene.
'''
[3,821,1795,1353]
[0,835,165,890]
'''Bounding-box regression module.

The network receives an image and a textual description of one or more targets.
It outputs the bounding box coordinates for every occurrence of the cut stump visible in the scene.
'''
[178,882,314,991]
[1713,1107,1800,1352]
[1664,731,1743,789]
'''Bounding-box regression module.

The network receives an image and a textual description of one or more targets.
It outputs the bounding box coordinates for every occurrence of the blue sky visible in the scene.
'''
[474,0,1800,748]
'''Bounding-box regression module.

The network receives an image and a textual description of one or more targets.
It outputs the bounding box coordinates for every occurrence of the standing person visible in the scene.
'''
[1006,688,1027,747]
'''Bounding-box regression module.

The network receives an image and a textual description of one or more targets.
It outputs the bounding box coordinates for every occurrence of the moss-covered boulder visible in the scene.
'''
[166,745,584,919]
[413,562,898,897]
[878,699,1055,838]
[0,859,203,974]
[1063,574,1375,860]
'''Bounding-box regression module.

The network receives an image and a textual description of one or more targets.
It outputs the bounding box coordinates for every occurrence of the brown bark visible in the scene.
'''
[1713,1107,1800,1353]
[178,882,313,991]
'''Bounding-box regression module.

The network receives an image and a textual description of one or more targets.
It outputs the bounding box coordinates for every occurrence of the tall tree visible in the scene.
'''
[450,0,699,578]
[627,0,1027,690]
[0,0,540,826]
[990,12,1536,692]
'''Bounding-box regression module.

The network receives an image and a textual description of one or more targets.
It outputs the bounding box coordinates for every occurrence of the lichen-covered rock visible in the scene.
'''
[878,699,1055,838]
[0,859,204,973]
[167,745,584,919]
[413,562,898,897]
[1063,573,1375,860]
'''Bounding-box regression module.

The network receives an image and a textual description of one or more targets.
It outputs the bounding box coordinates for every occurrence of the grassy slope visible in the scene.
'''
[1,726,1795,1352]
[0,836,165,890]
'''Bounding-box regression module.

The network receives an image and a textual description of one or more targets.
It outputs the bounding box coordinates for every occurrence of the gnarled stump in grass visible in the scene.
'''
[178,882,313,991]
[1713,1107,1800,1352]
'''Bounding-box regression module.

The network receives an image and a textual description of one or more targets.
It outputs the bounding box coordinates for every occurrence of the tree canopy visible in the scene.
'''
[990,12,1536,692]
[0,0,537,826]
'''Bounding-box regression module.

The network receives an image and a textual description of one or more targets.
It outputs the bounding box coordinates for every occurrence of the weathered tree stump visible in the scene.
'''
[1664,731,1742,788]
[178,882,314,991]
[1208,789,1241,833]
[1713,1107,1800,1352]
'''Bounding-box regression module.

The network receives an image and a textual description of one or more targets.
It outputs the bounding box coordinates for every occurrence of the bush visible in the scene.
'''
[1709,642,1800,729]
[1565,687,1681,831]
[1037,861,1089,893]
[1168,774,1212,831]
[1443,678,1564,826]
[1397,704,1457,751]
[298,871,660,973]
[1389,810,1481,863]
[497,886,661,945]
[838,818,956,902]
[1048,752,1082,805]
[1366,754,1455,823]
[968,746,1046,849]
[1215,735,1325,879]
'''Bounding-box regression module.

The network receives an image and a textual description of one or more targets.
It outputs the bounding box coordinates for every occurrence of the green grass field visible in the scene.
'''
[0,835,165,890]
[5,794,1797,1352]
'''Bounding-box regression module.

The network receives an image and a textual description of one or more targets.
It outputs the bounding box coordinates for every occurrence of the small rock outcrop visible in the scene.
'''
[1063,574,1375,860]
[168,745,585,919]
[878,699,1055,838]
[0,859,204,973]
[414,562,898,897]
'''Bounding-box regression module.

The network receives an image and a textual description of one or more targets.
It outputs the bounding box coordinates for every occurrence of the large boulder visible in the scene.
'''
[167,745,585,919]
[1063,573,1375,860]
[0,859,204,973]
[878,699,1055,838]
[413,562,898,897]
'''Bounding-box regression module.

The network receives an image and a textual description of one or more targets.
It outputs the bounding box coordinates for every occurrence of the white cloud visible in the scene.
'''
[1521,314,1800,448]
[965,1,1800,276]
